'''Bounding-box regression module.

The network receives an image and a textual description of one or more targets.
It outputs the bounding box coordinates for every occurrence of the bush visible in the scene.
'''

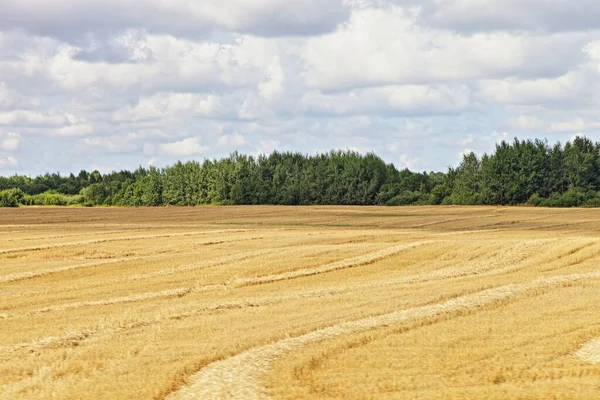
[583,197,600,207]
[30,190,71,206]
[528,188,587,208]
[429,184,450,205]
[66,195,84,206]
[0,188,24,207]
[81,183,108,205]
[442,192,481,205]
[21,194,35,206]
[581,190,600,207]
[386,191,422,206]
[526,194,543,206]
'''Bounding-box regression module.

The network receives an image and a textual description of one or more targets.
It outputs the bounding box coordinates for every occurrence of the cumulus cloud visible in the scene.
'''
[0,156,19,168]
[78,135,140,153]
[46,124,95,137]
[144,137,209,157]
[303,7,592,91]
[0,132,21,151]
[301,84,472,116]
[45,38,263,93]
[258,139,280,155]
[0,83,40,110]
[72,30,156,64]
[478,72,589,107]
[113,93,226,122]
[0,0,349,39]
[413,0,600,33]
[0,110,69,126]
[217,133,248,149]
[549,118,600,133]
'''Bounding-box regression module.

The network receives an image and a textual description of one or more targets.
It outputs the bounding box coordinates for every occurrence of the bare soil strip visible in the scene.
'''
[168,271,600,400]
[576,337,600,364]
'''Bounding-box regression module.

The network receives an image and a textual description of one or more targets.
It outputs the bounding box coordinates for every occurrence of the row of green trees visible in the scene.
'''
[79,151,439,207]
[1,136,600,207]
[449,136,600,207]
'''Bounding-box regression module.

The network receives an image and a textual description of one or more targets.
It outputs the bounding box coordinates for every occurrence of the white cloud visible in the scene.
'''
[0,84,40,110]
[18,33,289,96]
[144,137,209,157]
[416,0,600,33]
[113,93,226,122]
[301,84,472,116]
[0,156,19,168]
[478,71,590,106]
[258,139,280,154]
[0,84,12,108]
[258,59,285,102]
[78,135,140,153]
[585,41,600,73]
[460,134,474,145]
[549,118,600,133]
[0,0,349,39]
[217,133,248,149]
[400,154,421,170]
[0,132,21,151]
[45,124,94,137]
[45,37,261,93]
[510,114,545,131]
[302,7,587,91]
[0,110,68,126]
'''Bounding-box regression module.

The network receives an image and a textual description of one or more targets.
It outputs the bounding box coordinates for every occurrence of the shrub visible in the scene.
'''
[430,184,450,205]
[583,197,600,207]
[81,183,108,205]
[66,195,84,206]
[529,188,587,208]
[0,188,24,207]
[526,194,543,206]
[31,190,70,206]
[386,191,421,206]
[21,194,35,206]
[442,192,481,206]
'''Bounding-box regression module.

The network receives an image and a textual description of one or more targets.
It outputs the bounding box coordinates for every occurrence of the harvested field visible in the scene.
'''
[1,206,600,399]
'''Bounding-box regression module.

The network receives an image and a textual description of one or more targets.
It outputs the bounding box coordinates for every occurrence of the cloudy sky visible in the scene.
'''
[1,0,599,176]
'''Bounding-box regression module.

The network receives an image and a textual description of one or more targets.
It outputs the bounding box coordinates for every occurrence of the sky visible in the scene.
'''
[0,0,599,176]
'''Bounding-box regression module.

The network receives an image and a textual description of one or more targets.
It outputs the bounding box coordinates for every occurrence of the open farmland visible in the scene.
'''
[1,206,600,399]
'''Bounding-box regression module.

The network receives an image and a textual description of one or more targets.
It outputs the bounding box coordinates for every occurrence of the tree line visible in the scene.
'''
[1,136,600,208]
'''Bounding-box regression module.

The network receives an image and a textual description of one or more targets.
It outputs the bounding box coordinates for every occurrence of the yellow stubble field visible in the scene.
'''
[1,206,599,399]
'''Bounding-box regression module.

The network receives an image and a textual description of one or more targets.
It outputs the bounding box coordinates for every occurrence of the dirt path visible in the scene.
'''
[167,271,600,400]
